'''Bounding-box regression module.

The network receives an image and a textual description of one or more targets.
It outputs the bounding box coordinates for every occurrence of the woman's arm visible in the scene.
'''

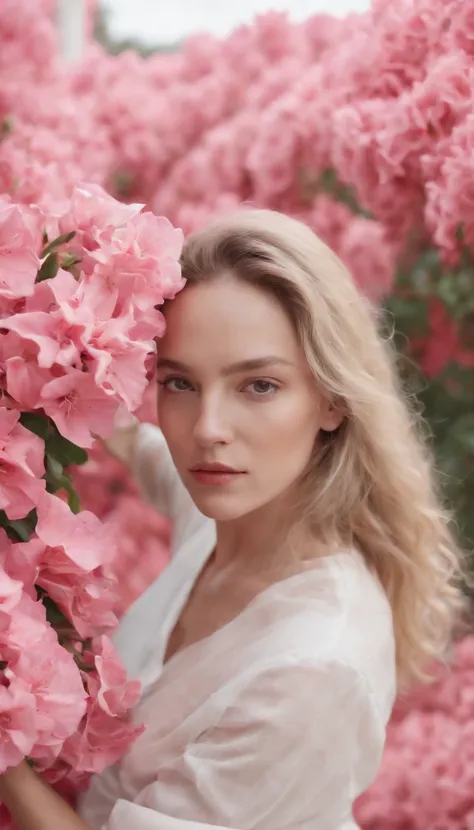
[98,660,386,830]
[0,762,92,830]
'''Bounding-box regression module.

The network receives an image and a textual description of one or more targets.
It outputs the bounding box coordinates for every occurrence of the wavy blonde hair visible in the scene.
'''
[179,208,465,686]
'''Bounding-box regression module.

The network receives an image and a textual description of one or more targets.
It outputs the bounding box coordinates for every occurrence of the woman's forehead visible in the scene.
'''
[160,278,302,363]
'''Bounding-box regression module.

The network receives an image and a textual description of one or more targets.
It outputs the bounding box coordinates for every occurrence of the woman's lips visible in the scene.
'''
[190,470,246,486]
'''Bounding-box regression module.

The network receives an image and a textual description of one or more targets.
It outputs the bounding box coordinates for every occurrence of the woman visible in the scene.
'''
[0,209,463,830]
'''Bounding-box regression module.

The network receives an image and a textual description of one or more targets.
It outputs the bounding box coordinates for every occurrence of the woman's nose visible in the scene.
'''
[193,396,233,447]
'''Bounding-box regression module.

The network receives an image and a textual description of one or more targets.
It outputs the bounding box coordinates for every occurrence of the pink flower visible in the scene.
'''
[1,592,56,660]
[0,332,54,410]
[301,195,355,255]
[332,98,426,241]
[340,216,397,302]
[448,0,474,56]
[85,315,150,411]
[57,183,144,267]
[87,636,141,717]
[424,114,474,260]
[36,553,119,638]
[0,408,45,520]
[35,490,115,572]
[0,198,42,300]
[39,369,118,448]
[0,678,37,773]
[90,211,184,314]
[12,644,87,767]
[248,96,302,199]
[0,567,22,632]
[49,268,116,327]
[0,533,43,596]
[1,308,82,369]
[60,695,143,775]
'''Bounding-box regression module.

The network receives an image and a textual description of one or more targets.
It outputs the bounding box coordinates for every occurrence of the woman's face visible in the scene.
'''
[156,274,341,522]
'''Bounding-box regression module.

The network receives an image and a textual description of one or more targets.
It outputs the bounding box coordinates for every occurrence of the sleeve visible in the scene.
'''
[104,659,386,830]
[131,424,200,548]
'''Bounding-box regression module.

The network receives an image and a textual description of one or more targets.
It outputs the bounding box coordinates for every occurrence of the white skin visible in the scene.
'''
[156,272,343,660]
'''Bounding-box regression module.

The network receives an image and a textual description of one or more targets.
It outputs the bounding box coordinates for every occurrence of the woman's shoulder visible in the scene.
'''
[254,549,396,723]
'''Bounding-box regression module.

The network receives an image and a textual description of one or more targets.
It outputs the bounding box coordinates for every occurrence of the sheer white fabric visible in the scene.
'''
[78,424,396,830]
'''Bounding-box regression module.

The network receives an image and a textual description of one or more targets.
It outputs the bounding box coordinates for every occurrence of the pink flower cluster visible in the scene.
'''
[0,0,111,209]
[61,0,474,270]
[68,375,170,616]
[72,439,170,617]
[0,183,183,813]
[355,636,474,830]
[3,0,473,288]
[0,485,140,777]
[0,184,183,446]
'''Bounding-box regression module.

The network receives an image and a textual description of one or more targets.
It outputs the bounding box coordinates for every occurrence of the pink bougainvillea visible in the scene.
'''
[0,1,473,827]
[0,182,183,816]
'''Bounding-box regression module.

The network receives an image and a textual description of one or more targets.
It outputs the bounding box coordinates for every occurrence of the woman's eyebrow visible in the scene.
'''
[156,356,294,375]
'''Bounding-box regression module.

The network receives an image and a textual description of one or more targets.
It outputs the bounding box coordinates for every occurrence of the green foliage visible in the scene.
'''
[41,230,76,258]
[0,413,87,547]
[36,252,60,282]
[0,508,37,542]
[0,413,89,673]
[0,116,13,139]
[20,411,88,467]
[319,168,372,218]
[36,230,80,283]
[384,249,474,550]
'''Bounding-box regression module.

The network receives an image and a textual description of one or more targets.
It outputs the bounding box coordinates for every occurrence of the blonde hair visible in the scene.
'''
[179,207,465,686]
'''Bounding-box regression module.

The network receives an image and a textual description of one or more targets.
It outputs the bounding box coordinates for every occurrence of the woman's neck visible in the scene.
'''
[212,498,320,577]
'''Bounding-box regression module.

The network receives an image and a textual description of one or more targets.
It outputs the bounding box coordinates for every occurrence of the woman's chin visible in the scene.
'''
[190,493,254,522]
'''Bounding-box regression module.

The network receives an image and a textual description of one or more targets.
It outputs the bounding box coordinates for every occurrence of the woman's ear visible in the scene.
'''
[319,397,345,432]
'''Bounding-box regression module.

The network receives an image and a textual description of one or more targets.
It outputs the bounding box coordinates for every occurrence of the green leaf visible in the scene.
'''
[47,431,88,467]
[318,167,372,218]
[41,230,76,258]
[60,252,83,273]
[46,455,63,479]
[36,252,59,283]
[20,412,89,468]
[112,170,135,197]
[45,456,82,514]
[383,294,428,342]
[40,592,80,645]
[0,508,37,542]
[19,411,49,440]
[0,116,13,139]
[450,414,474,454]
[66,487,81,514]
[7,519,32,542]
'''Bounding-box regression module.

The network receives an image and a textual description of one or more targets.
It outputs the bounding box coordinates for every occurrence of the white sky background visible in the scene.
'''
[103,0,371,47]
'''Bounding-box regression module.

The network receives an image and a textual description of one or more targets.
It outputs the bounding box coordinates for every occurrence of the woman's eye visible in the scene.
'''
[158,377,192,392]
[245,380,279,395]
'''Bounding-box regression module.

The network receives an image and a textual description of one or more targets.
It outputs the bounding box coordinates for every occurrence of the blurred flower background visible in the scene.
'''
[90,0,474,575]
[1,1,474,826]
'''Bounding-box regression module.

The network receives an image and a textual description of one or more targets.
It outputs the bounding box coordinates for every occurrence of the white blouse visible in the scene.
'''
[78,424,396,830]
